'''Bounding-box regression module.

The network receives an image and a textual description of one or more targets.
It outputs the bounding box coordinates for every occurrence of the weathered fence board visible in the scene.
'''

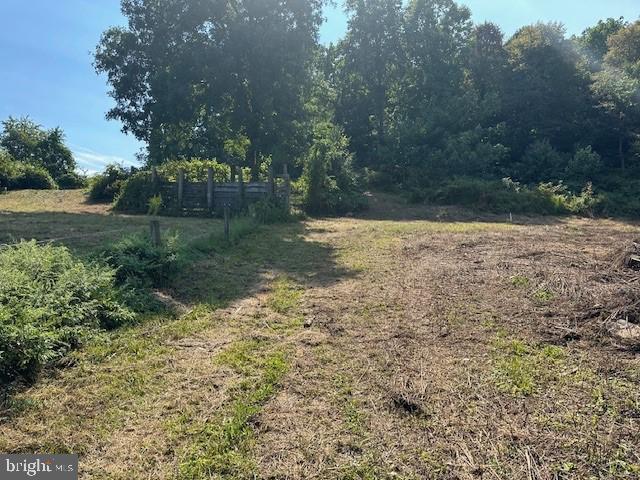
[151,166,290,215]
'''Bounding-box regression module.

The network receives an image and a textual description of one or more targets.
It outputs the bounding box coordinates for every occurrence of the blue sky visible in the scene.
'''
[0,1,638,172]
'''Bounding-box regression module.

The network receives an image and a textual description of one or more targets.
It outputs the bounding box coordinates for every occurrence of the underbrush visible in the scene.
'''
[0,241,134,382]
[409,177,601,216]
[88,164,131,203]
[0,153,58,191]
[101,232,183,288]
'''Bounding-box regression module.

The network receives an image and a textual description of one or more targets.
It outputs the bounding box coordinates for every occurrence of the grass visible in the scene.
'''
[492,338,566,396]
[178,346,290,479]
[0,189,227,255]
[2,190,640,479]
[268,276,303,314]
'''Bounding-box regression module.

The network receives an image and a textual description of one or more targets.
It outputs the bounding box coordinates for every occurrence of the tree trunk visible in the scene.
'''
[619,133,625,170]
[248,143,260,181]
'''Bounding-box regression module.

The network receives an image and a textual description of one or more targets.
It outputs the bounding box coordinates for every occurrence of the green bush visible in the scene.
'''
[593,175,640,217]
[301,122,367,215]
[417,177,600,216]
[566,146,602,182]
[248,197,291,224]
[0,150,19,189]
[1,151,58,190]
[88,164,130,202]
[101,233,183,288]
[0,241,134,382]
[14,164,58,190]
[113,171,157,213]
[517,140,566,183]
[158,159,232,182]
[56,172,87,190]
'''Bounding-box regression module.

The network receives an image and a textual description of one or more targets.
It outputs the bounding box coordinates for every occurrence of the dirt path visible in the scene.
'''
[1,204,639,479]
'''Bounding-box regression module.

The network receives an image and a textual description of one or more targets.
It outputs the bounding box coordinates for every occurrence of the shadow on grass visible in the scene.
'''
[169,221,353,307]
[353,191,569,226]
[0,211,224,254]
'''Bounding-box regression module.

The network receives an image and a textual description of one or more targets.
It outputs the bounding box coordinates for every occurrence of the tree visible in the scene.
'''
[390,0,472,179]
[605,20,640,78]
[95,0,324,173]
[591,67,640,169]
[334,0,404,167]
[503,23,592,160]
[0,117,76,180]
[576,17,626,68]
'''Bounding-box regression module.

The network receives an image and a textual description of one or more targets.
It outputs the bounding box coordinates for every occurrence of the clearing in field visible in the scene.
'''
[0,190,639,479]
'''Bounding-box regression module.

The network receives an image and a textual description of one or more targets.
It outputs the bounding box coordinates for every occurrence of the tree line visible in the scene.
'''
[95,0,640,204]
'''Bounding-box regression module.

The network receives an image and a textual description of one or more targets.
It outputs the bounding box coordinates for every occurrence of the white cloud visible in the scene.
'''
[71,146,140,175]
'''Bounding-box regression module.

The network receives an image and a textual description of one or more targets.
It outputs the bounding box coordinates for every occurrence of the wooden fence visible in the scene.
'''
[151,165,290,215]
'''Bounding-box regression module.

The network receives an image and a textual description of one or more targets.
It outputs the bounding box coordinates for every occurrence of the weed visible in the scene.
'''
[268,277,302,314]
[533,288,555,303]
[510,275,530,288]
[492,339,566,396]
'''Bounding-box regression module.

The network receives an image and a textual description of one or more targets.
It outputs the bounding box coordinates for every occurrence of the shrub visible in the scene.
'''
[301,122,367,215]
[88,164,130,202]
[0,241,134,382]
[113,171,157,213]
[0,150,19,189]
[517,140,566,183]
[417,177,601,216]
[593,175,640,218]
[248,197,291,224]
[566,146,602,182]
[56,172,87,190]
[14,164,58,190]
[102,233,183,288]
[158,159,231,182]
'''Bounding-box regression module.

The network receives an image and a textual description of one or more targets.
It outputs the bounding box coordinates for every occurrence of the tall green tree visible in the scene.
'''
[390,0,472,179]
[576,17,627,69]
[334,0,404,167]
[0,117,76,179]
[503,23,592,163]
[96,0,323,172]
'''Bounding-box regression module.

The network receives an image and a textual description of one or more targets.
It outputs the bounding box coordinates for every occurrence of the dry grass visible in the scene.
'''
[1,191,639,479]
[0,189,225,253]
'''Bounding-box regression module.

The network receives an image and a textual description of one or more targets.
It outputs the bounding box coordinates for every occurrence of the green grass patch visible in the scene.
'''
[533,287,555,303]
[510,275,530,288]
[492,339,566,396]
[267,276,303,314]
[178,346,290,479]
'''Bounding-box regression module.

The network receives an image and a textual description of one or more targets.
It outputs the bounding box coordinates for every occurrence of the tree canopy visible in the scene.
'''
[96,1,640,206]
[0,117,76,180]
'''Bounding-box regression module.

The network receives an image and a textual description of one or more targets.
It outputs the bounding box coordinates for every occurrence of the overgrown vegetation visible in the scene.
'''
[87,1,640,217]
[0,241,134,382]
[101,232,183,288]
[411,177,601,215]
[0,117,82,191]
[300,122,366,215]
[88,163,131,203]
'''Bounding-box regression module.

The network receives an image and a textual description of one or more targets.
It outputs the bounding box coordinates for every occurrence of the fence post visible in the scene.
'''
[207,167,214,212]
[230,165,237,182]
[177,169,185,211]
[150,219,161,247]
[283,164,291,211]
[224,204,230,242]
[238,167,245,210]
[268,165,275,196]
